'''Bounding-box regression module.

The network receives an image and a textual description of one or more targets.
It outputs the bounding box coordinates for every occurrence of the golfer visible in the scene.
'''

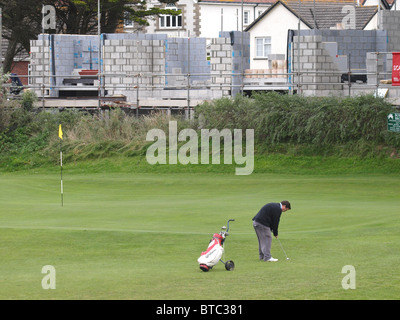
[252,201,291,262]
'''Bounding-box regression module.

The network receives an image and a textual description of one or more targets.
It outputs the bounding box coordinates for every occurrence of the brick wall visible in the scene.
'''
[11,61,29,85]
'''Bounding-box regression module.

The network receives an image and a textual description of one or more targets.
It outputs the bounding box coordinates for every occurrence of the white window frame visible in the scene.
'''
[159,4,182,29]
[255,37,271,58]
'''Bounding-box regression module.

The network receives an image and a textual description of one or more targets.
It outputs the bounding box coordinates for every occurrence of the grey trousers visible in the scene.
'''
[253,220,272,261]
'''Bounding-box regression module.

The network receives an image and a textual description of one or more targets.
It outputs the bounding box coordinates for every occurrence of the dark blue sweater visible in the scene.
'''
[252,202,282,237]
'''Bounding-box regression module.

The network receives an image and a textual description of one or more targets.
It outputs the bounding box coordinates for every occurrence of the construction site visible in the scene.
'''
[24,8,400,116]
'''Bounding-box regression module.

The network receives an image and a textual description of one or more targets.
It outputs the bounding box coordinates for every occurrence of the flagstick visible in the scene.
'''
[60,139,63,207]
[58,123,64,207]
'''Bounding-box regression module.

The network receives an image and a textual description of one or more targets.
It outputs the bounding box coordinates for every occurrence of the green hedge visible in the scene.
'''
[1,93,399,171]
[196,93,400,156]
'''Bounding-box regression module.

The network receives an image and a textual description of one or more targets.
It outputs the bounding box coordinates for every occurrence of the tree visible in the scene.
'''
[0,0,180,72]
[51,0,180,34]
[0,0,43,72]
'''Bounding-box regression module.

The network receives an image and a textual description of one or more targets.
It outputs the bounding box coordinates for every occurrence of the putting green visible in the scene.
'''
[0,172,399,299]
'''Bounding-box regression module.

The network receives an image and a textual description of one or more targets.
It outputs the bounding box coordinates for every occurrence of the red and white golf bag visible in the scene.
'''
[197,219,235,272]
[197,234,225,272]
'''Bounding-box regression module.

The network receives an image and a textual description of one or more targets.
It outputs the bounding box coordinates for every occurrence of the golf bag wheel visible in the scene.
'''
[200,264,210,272]
[225,260,235,271]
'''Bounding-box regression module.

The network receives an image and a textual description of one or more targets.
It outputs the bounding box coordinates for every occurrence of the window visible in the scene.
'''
[124,12,133,27]
[243,11,250,25]
[159,4,182,29]
[256,37,271,58]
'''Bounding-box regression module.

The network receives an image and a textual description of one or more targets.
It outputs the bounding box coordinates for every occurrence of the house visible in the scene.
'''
[123,0,275,38]
[197,0,275,38]
[363,0,395,9]
[245,0,379,69]
[124,0,201,37]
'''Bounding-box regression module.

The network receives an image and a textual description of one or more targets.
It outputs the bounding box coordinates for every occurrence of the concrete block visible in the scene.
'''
[116,59,127,65]
[123,77,133,84]
[322,42,338,57]
[111,52,120,59]
[216,51,227,58]
[300,56,309,63]
[111,78,121,86]
[303,63,313,69]
[308,56,317,63]
[116,46,127,53]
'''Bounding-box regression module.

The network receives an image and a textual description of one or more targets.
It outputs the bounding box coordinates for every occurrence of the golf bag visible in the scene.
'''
[197,219,235,272]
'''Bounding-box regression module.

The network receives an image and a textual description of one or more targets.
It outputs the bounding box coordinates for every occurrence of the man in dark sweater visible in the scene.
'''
[252,201,291,262]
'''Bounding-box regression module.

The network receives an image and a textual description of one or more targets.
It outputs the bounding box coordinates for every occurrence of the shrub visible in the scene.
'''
[21,90,38,111]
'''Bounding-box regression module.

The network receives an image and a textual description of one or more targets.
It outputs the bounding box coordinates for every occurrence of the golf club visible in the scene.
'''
[277,238,290,260]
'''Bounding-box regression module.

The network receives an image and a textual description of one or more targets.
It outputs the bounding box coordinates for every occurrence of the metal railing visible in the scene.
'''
[5,53,397,114]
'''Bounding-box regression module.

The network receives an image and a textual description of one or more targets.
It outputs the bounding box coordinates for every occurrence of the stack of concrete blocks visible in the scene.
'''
[219,31,250,96]
[244,54,287,87]
[209,37,232,97]
[30,37,51,98]
[291,35,342,96]
[267,54,287,79]
[366,52,387,85]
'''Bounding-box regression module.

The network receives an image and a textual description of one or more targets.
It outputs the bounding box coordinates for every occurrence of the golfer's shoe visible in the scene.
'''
[266,257,278,262]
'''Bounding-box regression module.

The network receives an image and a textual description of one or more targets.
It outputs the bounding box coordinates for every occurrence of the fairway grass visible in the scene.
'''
[0,171,399,300]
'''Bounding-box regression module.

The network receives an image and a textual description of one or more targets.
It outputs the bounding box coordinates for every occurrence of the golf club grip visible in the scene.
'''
[226,219,235,232]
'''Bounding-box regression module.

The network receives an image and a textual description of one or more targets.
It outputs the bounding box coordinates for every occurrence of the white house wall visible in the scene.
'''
[363,12,378,30]
[249,4,310,69]
[199,3,270,38]
[125,0,199,37]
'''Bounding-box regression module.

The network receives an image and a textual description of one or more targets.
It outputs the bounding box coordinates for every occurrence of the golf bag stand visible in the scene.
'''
[197,219,235,272]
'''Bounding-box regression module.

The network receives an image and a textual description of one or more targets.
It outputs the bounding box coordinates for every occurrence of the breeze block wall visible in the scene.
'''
[103,38,166,98]
[297,29,387,71]
[291,35,342,96]
[381,10,400,53]
[31,34,101,98]
[30,32,250,102]
[30,37,51,97]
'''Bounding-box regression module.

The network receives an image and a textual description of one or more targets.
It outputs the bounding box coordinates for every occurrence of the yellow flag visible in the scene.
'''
[58,124,63,140]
